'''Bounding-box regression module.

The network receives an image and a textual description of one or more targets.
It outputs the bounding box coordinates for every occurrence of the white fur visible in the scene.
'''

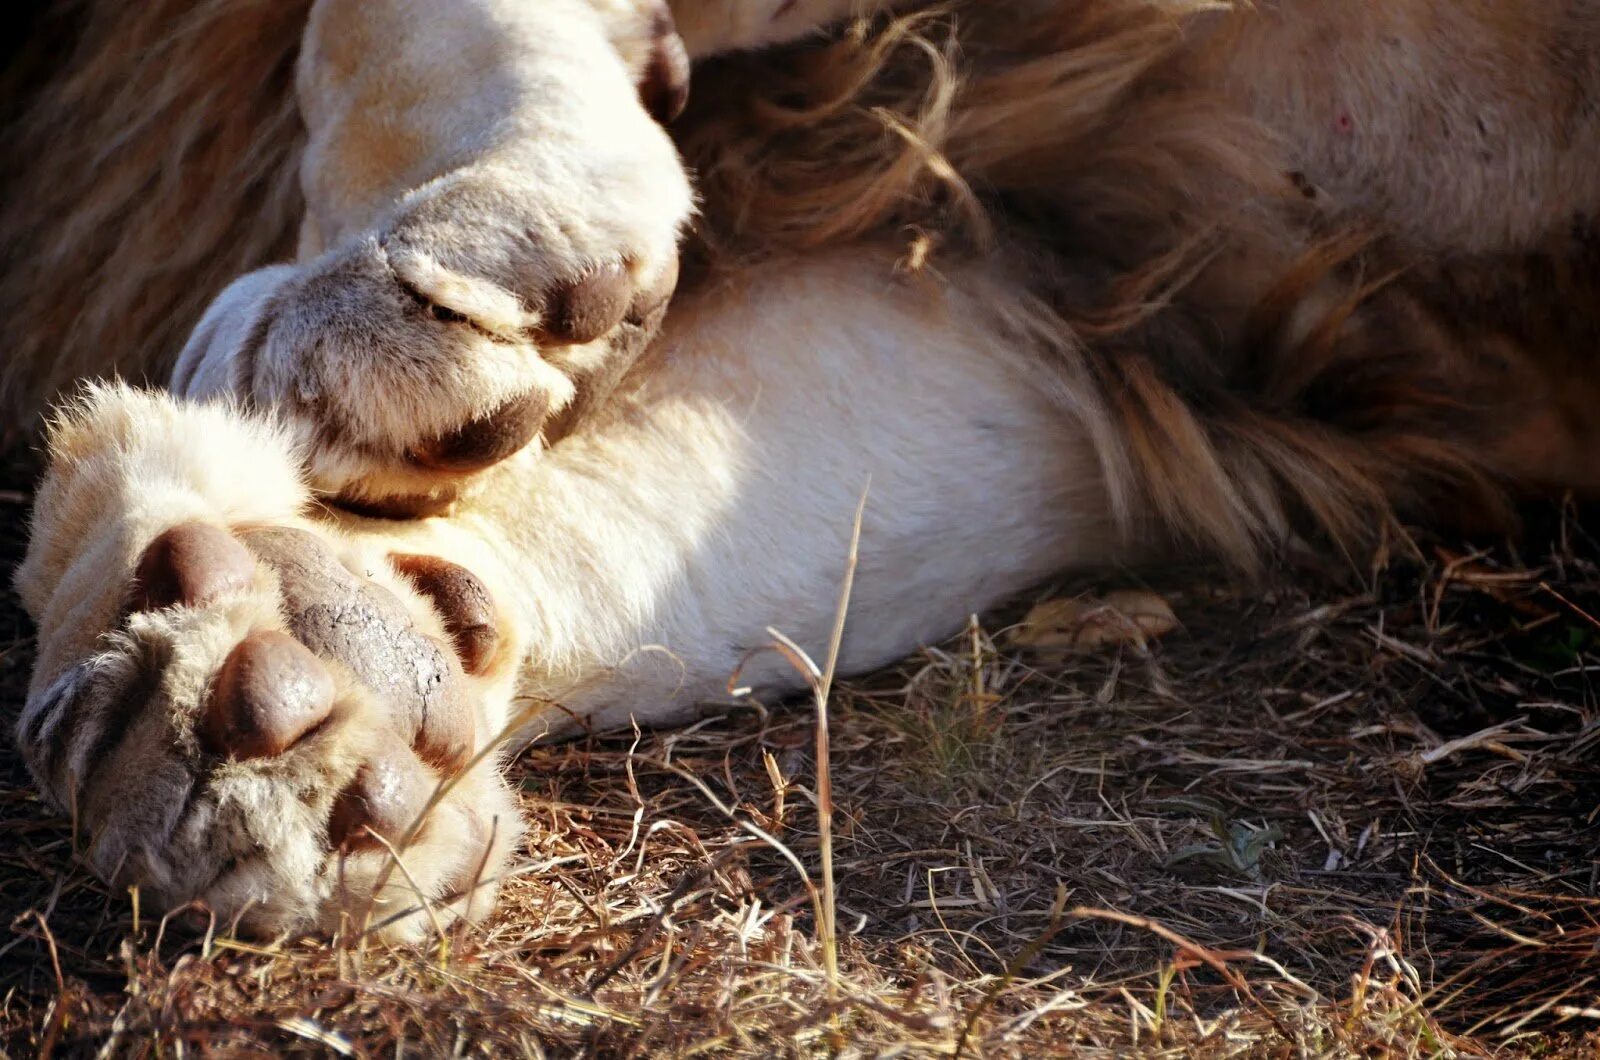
[428,253,1116,736]
[175,0,695,501]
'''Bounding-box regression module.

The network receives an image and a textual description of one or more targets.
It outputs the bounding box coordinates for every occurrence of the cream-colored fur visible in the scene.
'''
[14,0,1600,937]
[174,0,694,510]
[20,248,1103,937]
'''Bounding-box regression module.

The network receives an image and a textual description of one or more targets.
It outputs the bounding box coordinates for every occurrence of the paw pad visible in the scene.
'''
[391,553,500,676]
[326,742,433,851]
[242,526,477,772]
[201,630,336,759]
[538,260,634,347]
[130,522,255,611]
[407,392,548,473]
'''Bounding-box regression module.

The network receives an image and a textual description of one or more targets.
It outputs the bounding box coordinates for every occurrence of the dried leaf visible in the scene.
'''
[1009,590,1178,652]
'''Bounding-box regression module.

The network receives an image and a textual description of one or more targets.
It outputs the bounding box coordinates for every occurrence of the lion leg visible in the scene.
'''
[289,248,1116,733]
[21,250,1122,933]
[172,0,695,514]
[163,0,919,513]
[16,386,522,939]
[352,249,1128,738]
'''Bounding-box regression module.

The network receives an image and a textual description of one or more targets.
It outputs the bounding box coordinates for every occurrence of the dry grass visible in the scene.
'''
[2,440,1599,1056]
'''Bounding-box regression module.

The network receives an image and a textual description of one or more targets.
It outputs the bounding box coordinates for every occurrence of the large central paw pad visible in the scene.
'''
[241,526,479,772]
[21,520,520,939]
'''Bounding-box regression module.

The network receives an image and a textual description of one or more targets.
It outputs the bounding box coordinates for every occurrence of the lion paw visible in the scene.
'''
[172,165,688,516]
[19,518,521,939]
[169,0,695,517]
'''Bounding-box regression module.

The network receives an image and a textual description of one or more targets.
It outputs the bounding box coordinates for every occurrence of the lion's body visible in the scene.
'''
[8,0,1600,540]
[5,0,1600,935]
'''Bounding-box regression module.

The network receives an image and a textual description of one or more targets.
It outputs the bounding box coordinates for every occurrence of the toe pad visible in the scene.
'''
[202,630,335,759]
[131,522,255,611]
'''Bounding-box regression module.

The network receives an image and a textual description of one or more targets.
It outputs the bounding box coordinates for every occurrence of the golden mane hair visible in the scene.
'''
[675,1,1535,565]
[0,0,311,429]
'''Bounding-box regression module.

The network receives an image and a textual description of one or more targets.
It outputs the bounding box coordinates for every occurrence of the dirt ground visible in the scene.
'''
[1,439,1598,1057]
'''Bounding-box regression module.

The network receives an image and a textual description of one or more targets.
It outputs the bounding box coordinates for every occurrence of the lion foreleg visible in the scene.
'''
[412,251,1125,738]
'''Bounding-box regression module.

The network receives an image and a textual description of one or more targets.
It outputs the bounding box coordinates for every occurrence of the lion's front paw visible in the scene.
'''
[173,150,689,516]
[166,0,700,516]
[19,519,521,939]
